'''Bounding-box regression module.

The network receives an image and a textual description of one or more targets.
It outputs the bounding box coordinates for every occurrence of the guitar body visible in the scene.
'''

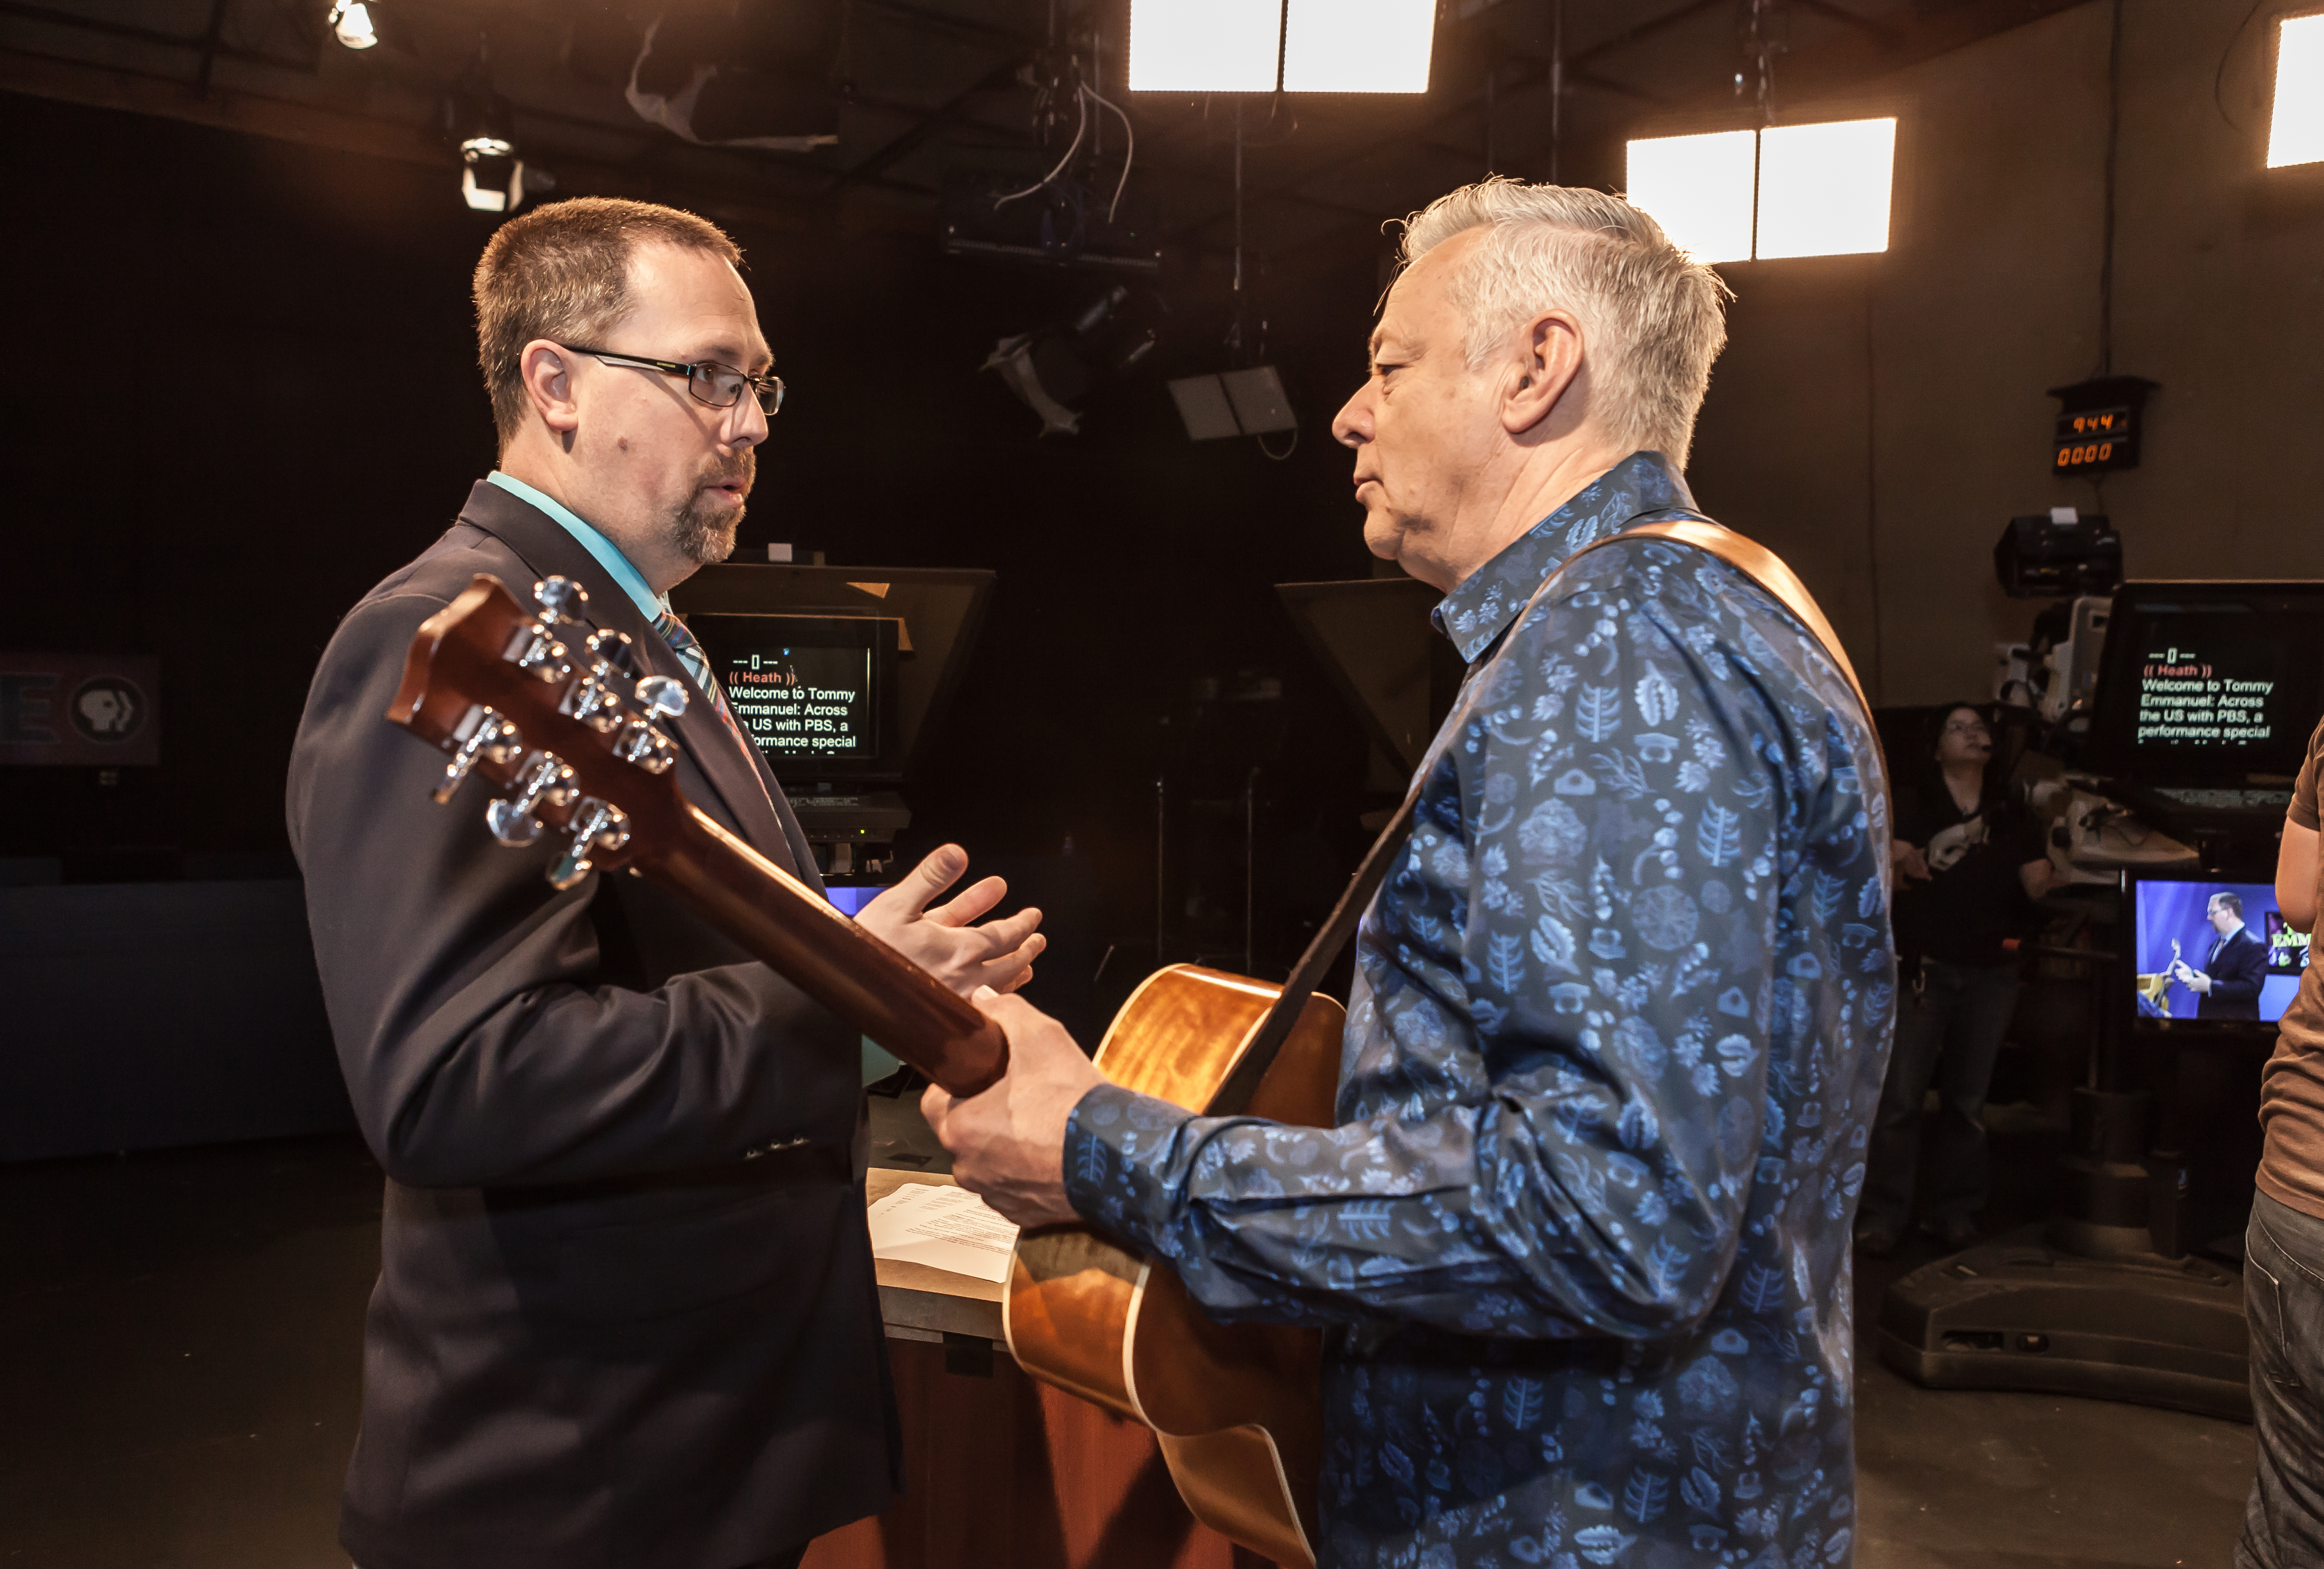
[1004,965,1346,1569]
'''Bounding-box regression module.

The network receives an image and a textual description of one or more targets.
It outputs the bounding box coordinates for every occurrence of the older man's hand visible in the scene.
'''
[922,989,1107,1229]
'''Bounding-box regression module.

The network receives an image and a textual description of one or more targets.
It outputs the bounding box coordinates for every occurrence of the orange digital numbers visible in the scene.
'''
[2049,384,2147,475]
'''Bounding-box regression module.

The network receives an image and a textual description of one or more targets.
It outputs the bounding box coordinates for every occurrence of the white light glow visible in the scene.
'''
[1282,0,1435,93]
[1754,117,1895,259]
[328,0,377,50]
[2268,14,2324,168]
[1625,130,1757,264]
[1128,0,1282,93]
[462,166,509,212]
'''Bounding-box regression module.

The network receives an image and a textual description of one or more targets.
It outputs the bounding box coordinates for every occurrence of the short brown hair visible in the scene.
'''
[472,197,742,449]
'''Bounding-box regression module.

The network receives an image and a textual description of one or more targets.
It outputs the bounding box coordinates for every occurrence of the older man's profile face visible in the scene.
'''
[568,242,771,569]
[2209,896,2241,933]
[1331,229,1506,591]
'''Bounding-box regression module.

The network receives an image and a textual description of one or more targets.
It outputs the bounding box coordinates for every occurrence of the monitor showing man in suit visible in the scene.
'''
[2134,880,2294,1023]
[2174,891,2272,1019]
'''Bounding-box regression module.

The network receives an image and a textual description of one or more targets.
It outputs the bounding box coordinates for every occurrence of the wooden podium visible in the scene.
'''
[803,1171,1278,1569]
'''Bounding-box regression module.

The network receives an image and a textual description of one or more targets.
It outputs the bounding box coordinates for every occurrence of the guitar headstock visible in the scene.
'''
[389,573,694,890]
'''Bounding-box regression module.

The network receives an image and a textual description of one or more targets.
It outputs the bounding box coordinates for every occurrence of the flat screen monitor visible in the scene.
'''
[684,613,900,781]
[2129,870,2307,1033]
[824,884,885,918]
[2084,581,2324,783]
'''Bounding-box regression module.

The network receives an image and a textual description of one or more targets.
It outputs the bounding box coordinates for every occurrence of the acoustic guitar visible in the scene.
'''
[386,572,1340,1566]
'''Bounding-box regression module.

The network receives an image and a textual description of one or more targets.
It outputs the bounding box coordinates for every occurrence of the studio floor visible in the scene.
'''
[0,1110,2256,1569]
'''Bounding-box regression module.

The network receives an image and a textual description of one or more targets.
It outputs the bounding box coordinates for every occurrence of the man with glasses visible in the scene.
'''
[288,197,1042,1569]
[2172,890,2269,1021]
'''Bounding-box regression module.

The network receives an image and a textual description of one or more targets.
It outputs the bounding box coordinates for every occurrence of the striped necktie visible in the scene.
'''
[653,610,760,768]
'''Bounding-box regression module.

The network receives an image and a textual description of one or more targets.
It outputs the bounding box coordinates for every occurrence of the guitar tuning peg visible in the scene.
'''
[432,706,522,804]
[506,618,571,684]
[547,799,632,890]
[534,576,587,622]
[610,675,688,774]
[561,629,635,733]
[484,752,574,847]
[588,628,641,676]
[633,675,688,720]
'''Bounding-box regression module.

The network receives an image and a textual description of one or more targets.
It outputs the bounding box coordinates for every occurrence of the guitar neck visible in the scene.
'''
[647,805,1009,1097]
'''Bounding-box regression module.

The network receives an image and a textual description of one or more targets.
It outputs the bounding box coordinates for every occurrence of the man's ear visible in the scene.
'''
[519,340,582,438]
[1501,309,1586,437]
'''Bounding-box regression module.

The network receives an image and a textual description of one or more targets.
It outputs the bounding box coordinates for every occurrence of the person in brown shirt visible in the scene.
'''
[2241,713,2324,1567]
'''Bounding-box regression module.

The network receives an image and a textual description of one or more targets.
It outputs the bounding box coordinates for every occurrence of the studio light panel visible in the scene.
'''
[1755,118,1896,259]
[1127,0,1283,93]
[1625,117,1895,263]
[2268,13,2324,169]
[1282,0,1435,93]
[1624,130,1758,264]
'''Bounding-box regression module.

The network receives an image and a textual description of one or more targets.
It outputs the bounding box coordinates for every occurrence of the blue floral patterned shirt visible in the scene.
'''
[1065,452,1895,1569]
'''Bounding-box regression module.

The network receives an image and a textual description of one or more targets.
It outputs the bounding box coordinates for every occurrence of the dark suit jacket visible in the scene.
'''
[286,480,897,1569]
[2198,924,2269,1021]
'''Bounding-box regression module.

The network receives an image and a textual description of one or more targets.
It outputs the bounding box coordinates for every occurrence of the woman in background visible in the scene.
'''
[1857,703,2065,1255]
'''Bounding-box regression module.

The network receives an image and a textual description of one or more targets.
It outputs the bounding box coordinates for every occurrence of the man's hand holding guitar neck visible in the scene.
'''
[922,991,1100,1229]
[856,844,1046,998]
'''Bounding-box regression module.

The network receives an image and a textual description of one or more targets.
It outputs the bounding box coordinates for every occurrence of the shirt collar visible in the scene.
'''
[1430,450,1701,665]
[486,471,670,626]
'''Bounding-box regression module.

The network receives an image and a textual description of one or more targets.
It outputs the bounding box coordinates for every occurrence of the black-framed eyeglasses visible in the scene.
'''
[560,343,785,416]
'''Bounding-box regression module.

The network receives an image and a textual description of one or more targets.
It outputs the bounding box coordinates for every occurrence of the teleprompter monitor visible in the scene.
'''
[683,613,899,781]
[2084,581,2324,784]
[2129,869,2308,1035]
[669,565,994,787]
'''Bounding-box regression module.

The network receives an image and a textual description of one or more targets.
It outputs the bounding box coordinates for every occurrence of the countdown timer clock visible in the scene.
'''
[2049,374,2158,476]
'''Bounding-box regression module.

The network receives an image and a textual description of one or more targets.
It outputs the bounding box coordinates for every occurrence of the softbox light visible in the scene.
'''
[1169,367,1295,441]
[1282,0,1435,93]
[1625,130,1757,264]
[2269,13,2324,169]
[1129,0,1282,92]
[1755,118,1895,260]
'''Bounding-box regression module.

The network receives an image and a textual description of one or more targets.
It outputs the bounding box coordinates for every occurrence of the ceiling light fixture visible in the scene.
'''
[1128,0,1281,93]
[446,48,540,216]
[461,137,525,212]
[2268,13,2324,169]
[325,0,378,50]
[1281,0,1434,93]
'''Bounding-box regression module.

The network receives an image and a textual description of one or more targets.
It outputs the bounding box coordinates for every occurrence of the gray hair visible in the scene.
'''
[1398,178,1732,468]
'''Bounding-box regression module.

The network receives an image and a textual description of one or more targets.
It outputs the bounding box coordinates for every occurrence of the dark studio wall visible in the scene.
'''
[0,89,1395,1009]
[1680,0,2324,706]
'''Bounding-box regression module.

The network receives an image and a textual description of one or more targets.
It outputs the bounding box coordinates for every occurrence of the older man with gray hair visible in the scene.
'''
[927,178,1894,1568]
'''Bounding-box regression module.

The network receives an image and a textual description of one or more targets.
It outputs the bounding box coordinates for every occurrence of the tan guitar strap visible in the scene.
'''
[1207,516,1884,1117]
[1611,518,1882,755]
